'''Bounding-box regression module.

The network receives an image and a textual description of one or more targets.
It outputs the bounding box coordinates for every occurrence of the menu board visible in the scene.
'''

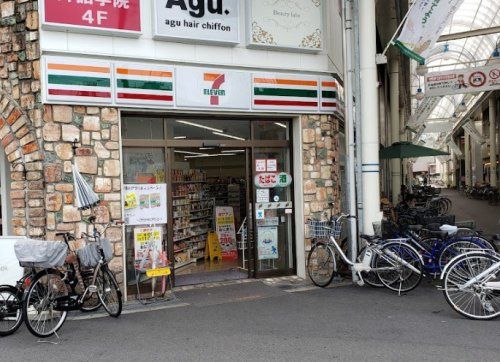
[215,206,238,260]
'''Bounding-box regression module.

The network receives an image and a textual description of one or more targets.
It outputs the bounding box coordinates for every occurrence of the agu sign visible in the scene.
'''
[42,0,142,35]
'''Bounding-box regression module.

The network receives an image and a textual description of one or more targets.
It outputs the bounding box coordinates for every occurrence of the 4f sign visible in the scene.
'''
[204,73,226,105]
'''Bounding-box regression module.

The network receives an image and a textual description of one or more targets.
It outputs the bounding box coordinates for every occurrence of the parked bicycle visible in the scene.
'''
[306,215,424,293]
[18,217,123,338]
[441,250,500,320]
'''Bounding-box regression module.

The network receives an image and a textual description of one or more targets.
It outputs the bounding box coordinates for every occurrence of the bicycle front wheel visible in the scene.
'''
[375,242,423,293]
[307,242,336,287]
[80,270,102,313]
[96,267,122,318]
[0,285,23,337]
[442,252,500,320]
[23,271,68,338]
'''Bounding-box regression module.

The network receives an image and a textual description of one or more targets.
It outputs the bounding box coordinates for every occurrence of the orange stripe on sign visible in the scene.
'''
[48,63,110,73]
[322,81,336,87]
[254,78,318,87]
[116,68,173,78]
[204,73,222,81]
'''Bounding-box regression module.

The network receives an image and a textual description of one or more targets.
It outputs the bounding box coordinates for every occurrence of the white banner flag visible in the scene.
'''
[395,0,464,64]
[447,140,462,156]
[408,96,443,128]
[425,64,500,97]
[462,121,485,144]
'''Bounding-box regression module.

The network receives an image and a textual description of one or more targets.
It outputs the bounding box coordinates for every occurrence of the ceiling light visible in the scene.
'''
[174,136,187,139]
[456,101,467,113]
[212,132,245,141]
[491,48,500,64]
[415,88,425,101]
[185,153,237,159]
[199,147,215,150]
[416,64,428,76]
[176,120,223,133]
[174,150,205,155]
[274,122,287,128]
[221,149,245,153]
[442,44,451,61]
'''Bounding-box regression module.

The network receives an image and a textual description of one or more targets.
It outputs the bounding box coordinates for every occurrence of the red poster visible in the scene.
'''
[43,0,141,33]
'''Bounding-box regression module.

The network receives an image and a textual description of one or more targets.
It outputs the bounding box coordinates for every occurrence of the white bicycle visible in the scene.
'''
[441,250,500,320]
[307,215,424,293]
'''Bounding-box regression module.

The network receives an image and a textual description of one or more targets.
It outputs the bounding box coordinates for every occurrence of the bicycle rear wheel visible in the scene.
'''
[375,242,423,293]
[0,285,23,337]
[23,271,68,338]
[307,242,336,287]
[442,252,500,320]
[96,267,122,318]
[438,240,492,271]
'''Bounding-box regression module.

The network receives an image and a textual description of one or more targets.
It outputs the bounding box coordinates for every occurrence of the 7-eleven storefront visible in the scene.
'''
[41,55,344,295]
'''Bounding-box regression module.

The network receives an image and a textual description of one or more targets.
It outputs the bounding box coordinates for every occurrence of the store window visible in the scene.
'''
[121,115,295,290]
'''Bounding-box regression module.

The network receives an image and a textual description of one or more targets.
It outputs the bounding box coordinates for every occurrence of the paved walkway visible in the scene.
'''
[441,188,500,236]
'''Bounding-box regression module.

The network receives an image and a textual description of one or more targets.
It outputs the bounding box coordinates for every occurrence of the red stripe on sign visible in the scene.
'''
[254,99,318,107]
[117,93,174,101]
[322,102,337,107]
[49,89,111,98]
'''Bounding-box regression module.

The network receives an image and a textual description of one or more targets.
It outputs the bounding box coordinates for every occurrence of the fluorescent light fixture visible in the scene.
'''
[174,136,187,139]
[199,147,215,150]
[212,132,245,141]
[176,120,223,133]
[185,153,237,159]
[221,149,245,153]
[174,150,205,155]
[274,122,287,128]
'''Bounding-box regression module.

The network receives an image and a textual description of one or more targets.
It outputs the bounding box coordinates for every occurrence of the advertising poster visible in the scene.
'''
[257,227,278,260]
[154,0,240,44]
[133,227,166,271]
[124,184,167,226]
[215,206,238,260]
[425,65,500,97]
[249,0,323,51]
[42,0,142,35]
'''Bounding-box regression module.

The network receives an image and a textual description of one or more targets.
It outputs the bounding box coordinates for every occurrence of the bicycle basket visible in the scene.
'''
[307,220,330,238]
[331,219,343,239]
[14,239,68,268]
[77,238,113,268]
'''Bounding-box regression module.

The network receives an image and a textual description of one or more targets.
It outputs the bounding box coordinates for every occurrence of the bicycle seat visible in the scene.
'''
[360,234,379,242]
[424,230,448,238]
[408,225,423,231]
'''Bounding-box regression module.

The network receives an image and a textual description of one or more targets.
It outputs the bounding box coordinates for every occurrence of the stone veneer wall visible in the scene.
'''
[0,2,124,285]
[302,114,341,252]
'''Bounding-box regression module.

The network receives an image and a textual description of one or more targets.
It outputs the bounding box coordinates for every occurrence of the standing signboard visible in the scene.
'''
[153,0,240,45]
[124,184,167,226]
[41,0,142,36]
[215,206,238,260]
[133,227,165,271]
[248,0,323,51]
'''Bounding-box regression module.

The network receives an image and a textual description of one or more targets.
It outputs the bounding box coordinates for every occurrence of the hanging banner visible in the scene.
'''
[425,65,500,97]
[124,184,167,226]
[394,0,464,64]
[215,207,238,260]
[447,140,462,156]
[408,96,443,128]
[462,121,486,144]
[257,227,279,260]
[153,0,240,45]
[41,0,141,36]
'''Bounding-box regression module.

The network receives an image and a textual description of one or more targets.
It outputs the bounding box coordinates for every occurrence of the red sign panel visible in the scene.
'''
[43,0,141,34]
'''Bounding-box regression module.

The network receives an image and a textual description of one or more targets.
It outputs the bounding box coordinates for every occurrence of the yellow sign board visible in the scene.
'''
[146,267,171,278]
[205,232,222,262]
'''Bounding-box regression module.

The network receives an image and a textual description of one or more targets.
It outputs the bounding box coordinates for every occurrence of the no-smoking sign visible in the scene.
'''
[469,71,486,87]
[490,68,500,79]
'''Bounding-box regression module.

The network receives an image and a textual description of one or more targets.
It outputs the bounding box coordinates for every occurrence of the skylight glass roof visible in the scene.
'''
[411,0,500,146]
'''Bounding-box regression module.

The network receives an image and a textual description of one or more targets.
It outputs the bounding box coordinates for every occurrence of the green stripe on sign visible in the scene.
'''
[254,88,317,98]
[48,74,110,87]
[116,79,173,91]
[322,91,337,99]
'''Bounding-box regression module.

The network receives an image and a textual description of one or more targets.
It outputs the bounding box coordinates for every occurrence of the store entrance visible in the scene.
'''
[171,147,250,286]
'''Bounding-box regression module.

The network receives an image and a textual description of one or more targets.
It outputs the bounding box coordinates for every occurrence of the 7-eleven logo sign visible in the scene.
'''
[203,73,226,106]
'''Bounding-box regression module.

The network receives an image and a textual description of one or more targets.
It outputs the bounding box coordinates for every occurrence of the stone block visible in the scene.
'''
[53,105,73,123]
[94,206,110,224]
[303,180,317,195]
[55,143,73,160]
[1,2,15,18]
[101,108,118,123]
[109,202,121,219]
[103,160,120,177]
[45,192,62,212]
[63,205,81,223]
[94,177,112,193]
[62,124,80,142]
[106,227,122,242]
[55,183,74,192]
[75,156,97,174]
[83,115,100,131]
[94,141,110,159]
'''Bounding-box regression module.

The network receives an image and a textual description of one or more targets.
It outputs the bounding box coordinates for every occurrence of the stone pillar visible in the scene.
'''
[490,96,497,187]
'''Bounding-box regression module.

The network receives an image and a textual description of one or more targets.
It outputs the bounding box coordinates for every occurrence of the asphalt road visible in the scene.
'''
[1,280,498,361]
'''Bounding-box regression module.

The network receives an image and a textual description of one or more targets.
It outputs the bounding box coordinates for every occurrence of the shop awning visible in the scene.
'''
[380,142,449,160]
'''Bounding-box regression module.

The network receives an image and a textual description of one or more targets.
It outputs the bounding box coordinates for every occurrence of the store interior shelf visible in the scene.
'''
[172,181,206,184]
[174,259,195,269]
[190,208,212,213]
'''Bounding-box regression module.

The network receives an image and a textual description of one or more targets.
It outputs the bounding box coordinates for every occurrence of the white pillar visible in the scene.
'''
[359,0,381,234]
[490,96,497,187]
[465,133,472,187]
[390,58,401,203]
